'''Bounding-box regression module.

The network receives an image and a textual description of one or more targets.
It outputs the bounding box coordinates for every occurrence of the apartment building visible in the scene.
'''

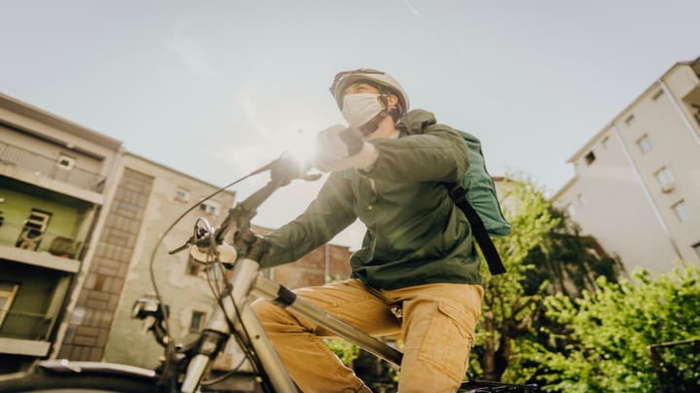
[553,57,700,274]
[55,152,236,368]
[0,93,123,373]
[253,225,352,289]
[0,93,354,373]
[100,211,351,369]
[56,155,352,369]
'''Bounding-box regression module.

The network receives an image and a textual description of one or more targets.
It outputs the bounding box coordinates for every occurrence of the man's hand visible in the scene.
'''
[313,125,378,172]
[270,153,305,185]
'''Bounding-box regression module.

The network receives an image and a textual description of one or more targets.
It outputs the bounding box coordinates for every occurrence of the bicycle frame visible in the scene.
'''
[180,256,403,393]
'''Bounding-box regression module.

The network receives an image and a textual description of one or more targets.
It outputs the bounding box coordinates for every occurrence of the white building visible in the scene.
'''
[553,57,700,274]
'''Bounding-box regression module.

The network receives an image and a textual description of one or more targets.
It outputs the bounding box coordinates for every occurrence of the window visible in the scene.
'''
[693,242,700,258]
[584,151,596,165]
[0,282,20,327]
[200,200,221,215]
[654,167,675,192]
[56,155,75,170]
[672,200,691,223]
[567,204,576,217]
[15,209,52,251]
[636,135,652,154]
[651,89,664,101]
[601,136,611,149]
[190,310,206,332]
[175,188,190,202]
[691,104,700,127]
[625,115,636,126]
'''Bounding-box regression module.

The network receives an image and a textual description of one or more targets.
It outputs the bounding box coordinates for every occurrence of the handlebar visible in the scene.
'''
[168,154,321,257]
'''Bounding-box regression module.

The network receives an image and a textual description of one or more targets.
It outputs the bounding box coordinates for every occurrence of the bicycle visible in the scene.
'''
[0,156,540,393]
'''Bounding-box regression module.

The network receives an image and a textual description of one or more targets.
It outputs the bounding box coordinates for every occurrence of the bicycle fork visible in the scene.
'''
[180,258,298,393]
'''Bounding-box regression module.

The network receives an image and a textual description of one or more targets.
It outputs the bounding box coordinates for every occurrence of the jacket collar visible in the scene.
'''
[397,109,437,136]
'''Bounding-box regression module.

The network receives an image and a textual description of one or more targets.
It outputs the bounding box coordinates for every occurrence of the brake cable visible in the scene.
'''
[147,163,271,374]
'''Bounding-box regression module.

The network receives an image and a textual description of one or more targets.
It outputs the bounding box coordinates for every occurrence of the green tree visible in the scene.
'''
[534,264,700,392]
[506,206,625,385]
[471,178,558,381]
[471,178,625,384]
[521,208,624,301]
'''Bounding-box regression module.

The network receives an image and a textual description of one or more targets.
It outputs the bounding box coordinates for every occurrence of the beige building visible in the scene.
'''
[0,93,354,373]
[553,57,700,274]
[0,93,123,372]
[52,150,354,370]
[81,152,239,368]
[67,153,352,369]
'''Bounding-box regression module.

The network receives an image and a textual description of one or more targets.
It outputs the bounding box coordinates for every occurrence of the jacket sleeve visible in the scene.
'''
[260,171,357,268]
[362,126,469,183]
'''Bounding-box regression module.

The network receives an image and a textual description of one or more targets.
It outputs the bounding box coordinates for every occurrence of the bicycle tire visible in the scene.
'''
[0,369,158,393]
[0,368,265,393]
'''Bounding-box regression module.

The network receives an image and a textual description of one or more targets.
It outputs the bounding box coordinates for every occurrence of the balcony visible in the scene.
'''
[0,261,70,357]
[0,222,85,260]
[0,141,105,193]
[0,310,54,341]
[0,222,84,273]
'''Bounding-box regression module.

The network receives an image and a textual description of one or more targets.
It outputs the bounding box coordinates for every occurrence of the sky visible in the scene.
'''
[1,0,698,248]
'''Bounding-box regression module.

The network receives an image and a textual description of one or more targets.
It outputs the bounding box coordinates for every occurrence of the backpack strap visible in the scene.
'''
[445,183,507,275]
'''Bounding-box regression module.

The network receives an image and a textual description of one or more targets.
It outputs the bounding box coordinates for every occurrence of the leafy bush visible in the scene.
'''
[534,263,700,392]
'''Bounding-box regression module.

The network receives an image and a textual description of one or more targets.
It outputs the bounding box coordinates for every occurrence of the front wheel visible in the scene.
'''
[0,369,159,392]
[0,367,263,393]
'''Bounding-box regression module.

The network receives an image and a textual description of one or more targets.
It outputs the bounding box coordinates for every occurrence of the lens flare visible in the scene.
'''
[283,129,317,169]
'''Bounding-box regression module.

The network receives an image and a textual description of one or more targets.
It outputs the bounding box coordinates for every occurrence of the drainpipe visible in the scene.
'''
[658,79,700,147]
[611,124,683,260]
[324,243,330,283]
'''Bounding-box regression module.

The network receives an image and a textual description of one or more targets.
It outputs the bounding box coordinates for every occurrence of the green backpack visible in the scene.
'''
[445,130,511,275]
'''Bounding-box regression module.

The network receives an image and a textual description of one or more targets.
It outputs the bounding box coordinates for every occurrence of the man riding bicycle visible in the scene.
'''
[253,68,483,393]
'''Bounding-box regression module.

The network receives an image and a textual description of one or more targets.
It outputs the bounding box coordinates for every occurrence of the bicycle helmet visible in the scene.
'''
[329,68,410,117]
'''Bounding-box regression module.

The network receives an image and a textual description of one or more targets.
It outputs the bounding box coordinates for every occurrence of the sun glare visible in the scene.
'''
[282,129,317,170]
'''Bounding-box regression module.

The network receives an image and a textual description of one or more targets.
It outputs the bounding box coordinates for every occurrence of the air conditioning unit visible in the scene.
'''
[661,183,675,193]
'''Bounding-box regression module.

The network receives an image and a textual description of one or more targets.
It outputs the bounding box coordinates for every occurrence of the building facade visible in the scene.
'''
[0,93,122,373]
[82,152,239,368]
[553,58,700,273]
[76,154,352,370]
[0,93,354,373]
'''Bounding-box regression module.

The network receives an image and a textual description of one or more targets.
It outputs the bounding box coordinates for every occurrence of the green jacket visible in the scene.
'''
[262,109,481,290]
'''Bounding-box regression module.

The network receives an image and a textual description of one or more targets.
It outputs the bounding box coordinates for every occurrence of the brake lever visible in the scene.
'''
[168,239,192,255]
[170,218,216,255]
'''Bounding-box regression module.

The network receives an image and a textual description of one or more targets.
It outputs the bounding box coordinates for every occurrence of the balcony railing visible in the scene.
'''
[0,310,53,341]
[0,141,106,192]
[0,222,85,260]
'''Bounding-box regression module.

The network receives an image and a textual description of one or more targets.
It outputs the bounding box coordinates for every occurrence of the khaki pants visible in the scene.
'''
[252,279,483,393]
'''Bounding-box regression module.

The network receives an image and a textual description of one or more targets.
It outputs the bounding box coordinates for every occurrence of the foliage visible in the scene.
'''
[533,263,700,392]
[470,176,626,385]
[471,177,559,381]
[324,338,361,367]
[521,207,624,300]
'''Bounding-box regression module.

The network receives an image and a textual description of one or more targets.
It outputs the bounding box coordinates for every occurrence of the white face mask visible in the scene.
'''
[341,93,384,127]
